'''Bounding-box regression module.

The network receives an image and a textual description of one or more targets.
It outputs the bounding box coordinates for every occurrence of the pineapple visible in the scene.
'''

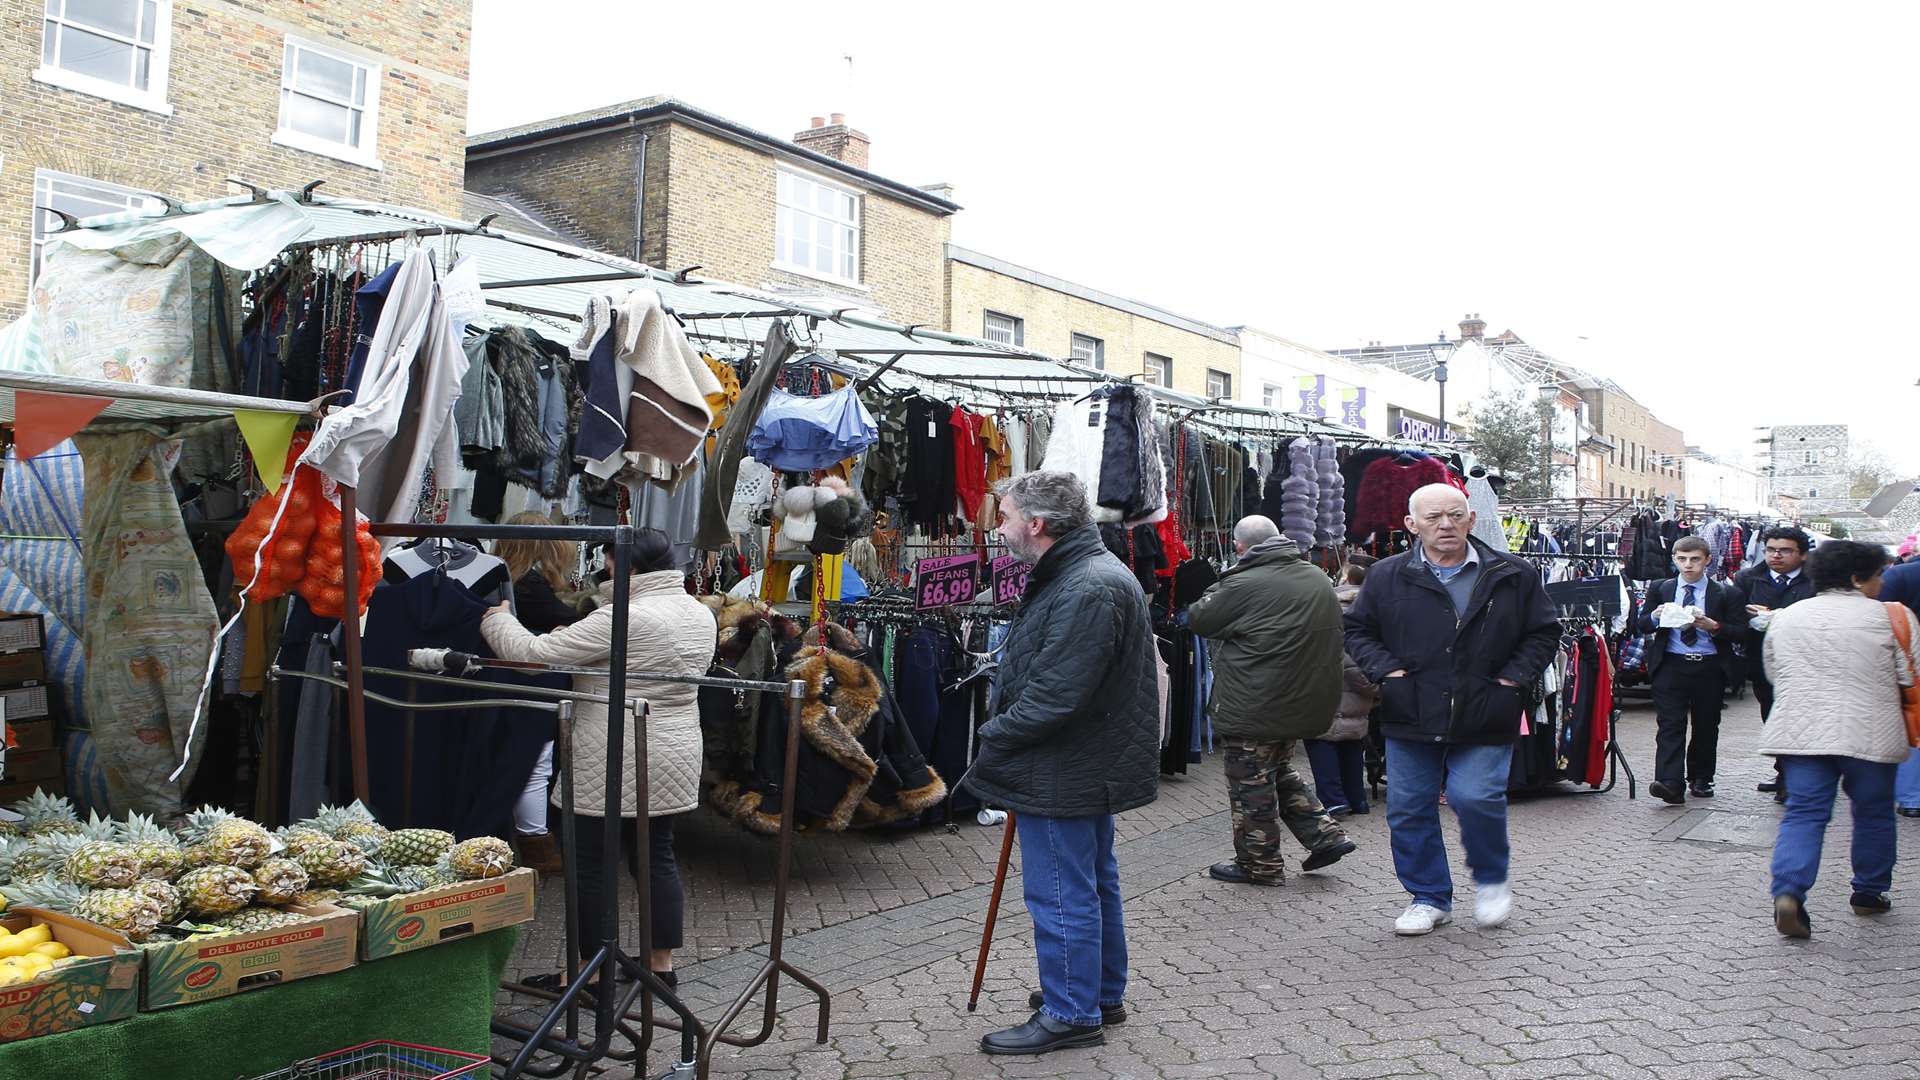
[292,888,341,907]
[122,813,186,881]
[380,828,454,867]
[177,808,272,870]
[306,802,389,848]
[0,817,18,840]
[293,839,367,886]
[177,865,257,918]
[448,836,514,880]
[207,907,307,934]
[10,790,82,838]
[274,825,332,859]
[133,878,184,923]
[50,814,141,889]
[252,859,309,905]
[4,879,164,942]
[3,836,61,886]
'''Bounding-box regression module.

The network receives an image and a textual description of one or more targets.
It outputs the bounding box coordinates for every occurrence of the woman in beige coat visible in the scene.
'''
[1761,540,1917,938]
[482,528,716,985]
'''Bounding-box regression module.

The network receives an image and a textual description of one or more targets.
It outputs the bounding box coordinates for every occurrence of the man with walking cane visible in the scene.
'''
[960,471,1162,1056]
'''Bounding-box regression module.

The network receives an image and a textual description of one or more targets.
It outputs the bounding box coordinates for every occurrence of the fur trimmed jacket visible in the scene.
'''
[707,646,946,834]
[481,571,716,817]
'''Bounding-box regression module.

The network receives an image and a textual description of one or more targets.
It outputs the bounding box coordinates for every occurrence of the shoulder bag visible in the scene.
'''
[1881,602,1920,747]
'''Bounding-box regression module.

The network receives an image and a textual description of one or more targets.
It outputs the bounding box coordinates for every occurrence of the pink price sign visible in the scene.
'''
[914,553,980,610]
[990,554,1031,605]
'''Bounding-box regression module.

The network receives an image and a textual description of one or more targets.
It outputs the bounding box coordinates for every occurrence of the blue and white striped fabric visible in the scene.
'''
[0,439,104,811]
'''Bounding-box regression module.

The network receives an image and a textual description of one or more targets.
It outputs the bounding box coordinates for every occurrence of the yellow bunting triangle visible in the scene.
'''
[234,410,300,494]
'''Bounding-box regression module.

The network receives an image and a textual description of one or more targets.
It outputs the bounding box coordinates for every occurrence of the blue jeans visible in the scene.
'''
[1385,738,1514,910]
[1771,755,1898,899]
[1018,813,1126,1027]
[1896,748,1920,810]
[1304,738,1369,812]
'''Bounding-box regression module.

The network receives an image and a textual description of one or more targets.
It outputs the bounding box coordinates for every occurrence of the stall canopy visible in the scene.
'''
[27,187,1392,442]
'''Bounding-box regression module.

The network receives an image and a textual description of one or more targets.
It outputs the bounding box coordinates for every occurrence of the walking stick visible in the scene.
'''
[968,811,1017,1012]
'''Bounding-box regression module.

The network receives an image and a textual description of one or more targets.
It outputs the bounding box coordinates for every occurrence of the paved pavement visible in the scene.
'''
[499,692,1920,1078]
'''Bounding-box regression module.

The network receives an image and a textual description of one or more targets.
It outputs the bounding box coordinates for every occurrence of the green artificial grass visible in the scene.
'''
[0,927,516,1079]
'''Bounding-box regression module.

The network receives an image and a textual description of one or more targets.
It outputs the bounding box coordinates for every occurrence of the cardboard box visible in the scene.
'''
[141,905,357,1010]
[0,779,61,804]
[6,718,52,754]
[0,908,140,1042]
[1,749,61,785]
[0,653,46,689]
[0,614,44,656]
[355,867,537,961]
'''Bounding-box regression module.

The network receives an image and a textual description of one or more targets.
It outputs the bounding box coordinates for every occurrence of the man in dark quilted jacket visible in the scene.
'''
[962,470,1160,1057]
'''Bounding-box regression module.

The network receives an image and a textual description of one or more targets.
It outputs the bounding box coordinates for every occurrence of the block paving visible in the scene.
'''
[501,692,1920,1078]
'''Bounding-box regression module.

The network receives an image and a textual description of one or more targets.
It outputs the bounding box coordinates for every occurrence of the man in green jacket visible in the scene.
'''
[1187,515,1356,886]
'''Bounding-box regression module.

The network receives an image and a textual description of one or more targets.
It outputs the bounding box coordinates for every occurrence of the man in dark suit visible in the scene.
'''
[1731,525,1816,799]
[1639,536,1746,804]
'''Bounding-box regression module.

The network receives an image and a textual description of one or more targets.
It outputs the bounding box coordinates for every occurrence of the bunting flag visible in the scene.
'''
[13,390,110,459]
[234,409,301,493]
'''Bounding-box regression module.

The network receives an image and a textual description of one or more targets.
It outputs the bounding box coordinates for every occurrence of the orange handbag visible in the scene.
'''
[1883,603,1920,747]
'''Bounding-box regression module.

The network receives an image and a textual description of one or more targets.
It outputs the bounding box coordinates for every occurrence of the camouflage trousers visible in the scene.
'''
[1223,738,1350,884]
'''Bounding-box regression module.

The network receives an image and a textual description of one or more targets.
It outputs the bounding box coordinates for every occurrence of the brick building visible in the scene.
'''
[0,0,473,320]
[466,99,958,330]
[944,246,1240,398]
[1574,380,1685,502]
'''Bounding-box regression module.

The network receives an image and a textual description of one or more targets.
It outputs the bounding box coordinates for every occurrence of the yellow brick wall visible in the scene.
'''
[0,0,471,320]
[1591,392,1685,500]
[944,261,1240,398]
[659,123,947,328]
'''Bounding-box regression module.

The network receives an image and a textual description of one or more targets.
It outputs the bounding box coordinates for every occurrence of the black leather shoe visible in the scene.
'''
[1689,781,1715,799]
[1209,862,1283,886]
[1648,781,1686,805]
[1757,781,1780,793]
[1899,808,1920,818]
[1850,892,1892,916]
[1774,894,1812,939]
[980,1011,1104,1055]
[1027,992,1126,1025]
[1302,839,1357,872]
[1775,787,1788,804]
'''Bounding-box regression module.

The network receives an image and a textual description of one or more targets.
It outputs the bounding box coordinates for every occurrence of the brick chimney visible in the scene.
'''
[793,112,870,170]
[1459,313,1486,342]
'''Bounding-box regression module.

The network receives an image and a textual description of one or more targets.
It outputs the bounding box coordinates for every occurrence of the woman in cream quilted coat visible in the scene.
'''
[482,527,716,985]
[1761,539,1917,938]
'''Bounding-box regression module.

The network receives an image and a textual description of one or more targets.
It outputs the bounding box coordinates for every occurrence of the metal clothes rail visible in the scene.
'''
[323,518,828,1080]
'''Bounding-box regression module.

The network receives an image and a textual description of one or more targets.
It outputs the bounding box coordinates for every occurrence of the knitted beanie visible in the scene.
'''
[1281,439,1319,550]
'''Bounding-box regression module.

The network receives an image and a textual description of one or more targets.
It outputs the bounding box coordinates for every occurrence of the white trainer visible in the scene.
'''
[1476,881,1513,928]
[1394,903,1452,935]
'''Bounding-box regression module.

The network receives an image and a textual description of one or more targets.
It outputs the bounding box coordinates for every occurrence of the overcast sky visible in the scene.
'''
[468,1,1920,473]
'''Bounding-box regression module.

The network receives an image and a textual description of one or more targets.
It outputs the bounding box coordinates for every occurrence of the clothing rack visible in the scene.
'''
[326,518,829,1080]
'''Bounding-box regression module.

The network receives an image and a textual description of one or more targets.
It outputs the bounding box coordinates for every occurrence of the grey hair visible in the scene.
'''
[1232,515,1280,547]
[994,471,1091,538]
[1408,483,1468,516]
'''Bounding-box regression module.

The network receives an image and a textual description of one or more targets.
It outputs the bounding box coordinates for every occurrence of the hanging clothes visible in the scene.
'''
[902,396,958,534]
[74,430,219,817]
[697,323,795,548]
[749,386,880,473]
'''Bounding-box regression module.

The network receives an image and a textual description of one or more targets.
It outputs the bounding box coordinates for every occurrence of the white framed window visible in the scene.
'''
[35,0,173,114]
[1206,369,1232,399]
[274,35,382,168]
[1804,449,1815,464]
[775,169,860,284]
[30,169,162,283]
[983,311,1023,347]
[1070,333,1104,369]
[1262,384,1280,408]
[1144,352,1172,387]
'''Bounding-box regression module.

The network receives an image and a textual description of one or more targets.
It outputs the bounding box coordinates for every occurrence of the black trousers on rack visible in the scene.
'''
[567,813,684,959]
[1651,658,1724,787]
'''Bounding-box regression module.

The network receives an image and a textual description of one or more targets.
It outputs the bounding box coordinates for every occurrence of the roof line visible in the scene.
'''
[945,244,1238,345]
[467,97,962,216]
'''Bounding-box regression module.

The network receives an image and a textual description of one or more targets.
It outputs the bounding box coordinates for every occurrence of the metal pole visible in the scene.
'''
[599,525,632,1041]
[337,484,370,803]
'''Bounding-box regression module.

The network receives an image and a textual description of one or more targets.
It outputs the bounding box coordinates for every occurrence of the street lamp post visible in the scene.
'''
[1434,357,1450,440]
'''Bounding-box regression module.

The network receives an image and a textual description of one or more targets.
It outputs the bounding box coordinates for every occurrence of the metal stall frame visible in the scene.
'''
[318,518,827,1079]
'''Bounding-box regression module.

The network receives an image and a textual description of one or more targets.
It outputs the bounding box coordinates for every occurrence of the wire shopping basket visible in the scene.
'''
[245,1040,489,1080]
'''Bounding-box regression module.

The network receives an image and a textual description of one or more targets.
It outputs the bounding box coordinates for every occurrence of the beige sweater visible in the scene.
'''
[1761,591,1918,764]
[482,571,717,816]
